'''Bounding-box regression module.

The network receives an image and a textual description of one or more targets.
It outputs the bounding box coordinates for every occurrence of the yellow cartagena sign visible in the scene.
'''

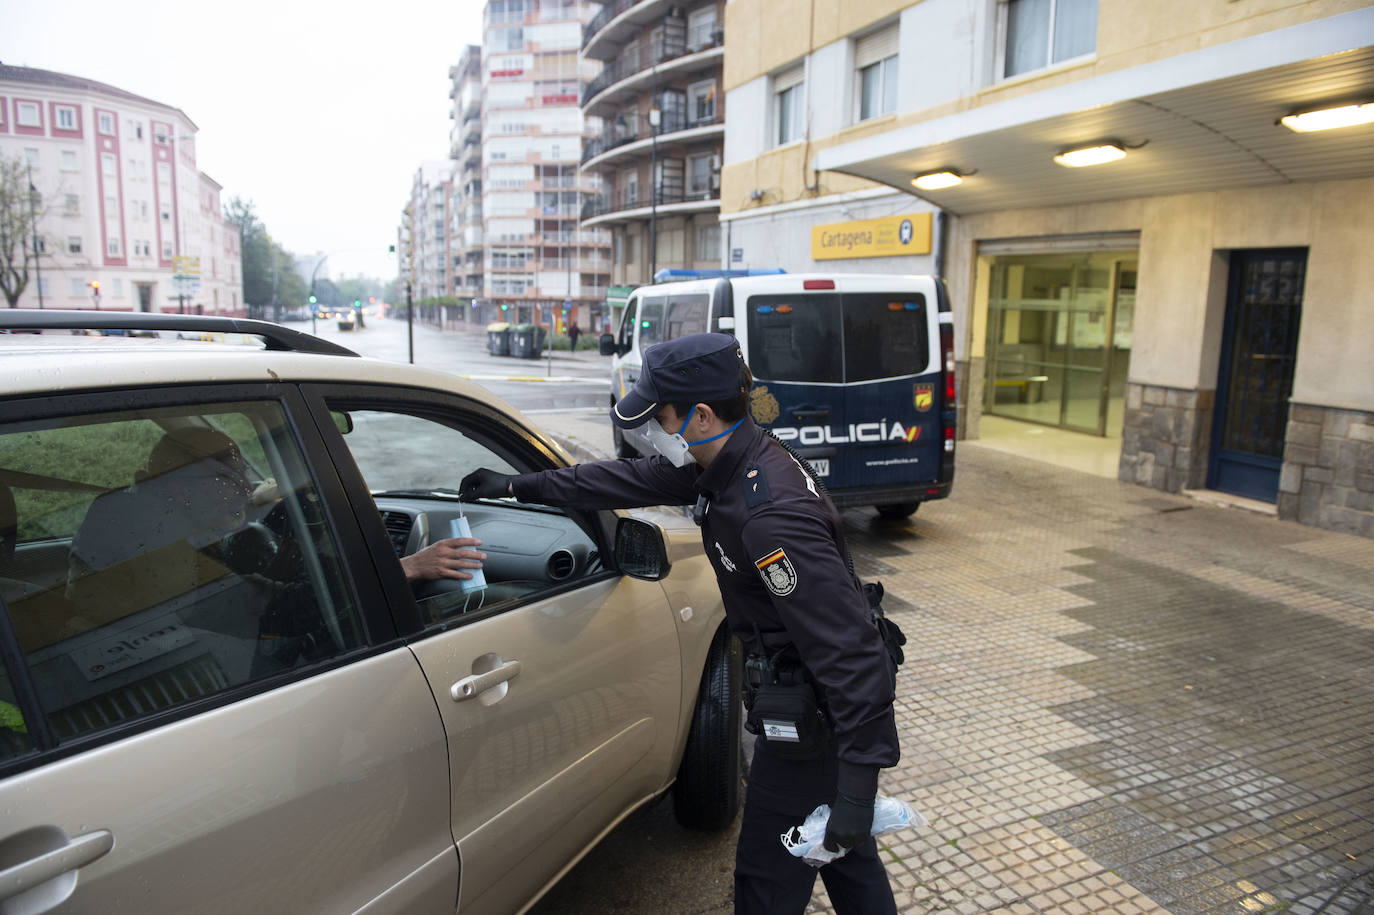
[811,212,932,260]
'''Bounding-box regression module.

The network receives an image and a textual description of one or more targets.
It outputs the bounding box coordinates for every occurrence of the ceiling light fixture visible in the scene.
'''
[1053,143,1127,168]
[1279,101,1374,133]
[911,170,965,190]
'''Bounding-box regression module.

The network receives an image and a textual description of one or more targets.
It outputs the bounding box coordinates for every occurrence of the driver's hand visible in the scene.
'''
[401,537,486,583]
[251,478,280,506]
[460,468,514,501]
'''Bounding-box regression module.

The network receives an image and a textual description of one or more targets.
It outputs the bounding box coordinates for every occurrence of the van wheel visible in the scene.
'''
[876,502,919,520]
[673,627,743,830]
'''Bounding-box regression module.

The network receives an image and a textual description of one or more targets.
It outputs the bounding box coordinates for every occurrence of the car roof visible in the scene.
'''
[0,333,509,411]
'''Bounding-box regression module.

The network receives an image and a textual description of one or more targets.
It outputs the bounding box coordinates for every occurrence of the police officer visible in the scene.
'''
[460,333,899,914]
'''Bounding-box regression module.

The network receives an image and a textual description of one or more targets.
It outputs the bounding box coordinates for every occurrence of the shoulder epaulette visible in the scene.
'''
[742,463,772,509]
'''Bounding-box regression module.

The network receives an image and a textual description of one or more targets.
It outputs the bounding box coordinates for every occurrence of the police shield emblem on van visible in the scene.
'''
[914,383,934,413]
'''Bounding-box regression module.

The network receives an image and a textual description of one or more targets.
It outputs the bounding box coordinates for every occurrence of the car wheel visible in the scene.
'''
[673,626,743,830]
[610,400,638,459]
[875,502,919,521]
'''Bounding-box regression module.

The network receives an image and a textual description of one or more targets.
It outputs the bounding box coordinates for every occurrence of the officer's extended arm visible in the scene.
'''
[461,458,699,511]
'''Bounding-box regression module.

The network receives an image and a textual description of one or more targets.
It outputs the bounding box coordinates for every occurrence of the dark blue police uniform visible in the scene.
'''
[468,334,900,914]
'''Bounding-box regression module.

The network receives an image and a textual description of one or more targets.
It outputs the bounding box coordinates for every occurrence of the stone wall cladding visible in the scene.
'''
[1118,383,1213,493]
[1278,404,1374,538]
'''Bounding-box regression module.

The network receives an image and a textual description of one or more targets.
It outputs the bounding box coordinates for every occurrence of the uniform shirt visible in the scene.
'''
[512,416,899,799]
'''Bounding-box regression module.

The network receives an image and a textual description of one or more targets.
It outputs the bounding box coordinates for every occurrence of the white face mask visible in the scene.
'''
[646,407,696,467]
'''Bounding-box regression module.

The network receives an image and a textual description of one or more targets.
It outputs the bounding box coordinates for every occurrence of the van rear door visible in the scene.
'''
[742,282,943,505]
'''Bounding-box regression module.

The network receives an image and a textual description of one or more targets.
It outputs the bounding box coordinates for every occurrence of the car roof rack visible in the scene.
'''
[0,310,359,356]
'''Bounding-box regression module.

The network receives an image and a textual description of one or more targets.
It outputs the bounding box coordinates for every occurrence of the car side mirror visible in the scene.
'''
[331,410,354,434]
[614,517,671,580]
[598,333,617,356]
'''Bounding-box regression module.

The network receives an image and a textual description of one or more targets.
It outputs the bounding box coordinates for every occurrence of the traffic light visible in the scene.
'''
[354,299,361,307]
[309,294,317,304]
[368,296,375,304]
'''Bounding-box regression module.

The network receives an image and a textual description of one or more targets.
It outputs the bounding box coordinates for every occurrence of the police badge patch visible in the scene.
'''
[754,548,798,596]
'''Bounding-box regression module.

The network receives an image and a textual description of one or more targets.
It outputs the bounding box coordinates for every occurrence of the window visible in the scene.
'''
[0,402,365,754]
[55,106,77,130]
[135,123,144,140]
[687,6,718,50]
[107,238,121,256]
[33,237,46,254]
[110,278,123,296]
[688,153,714,196]
[696,224,720,263]
[1003,0,1097,78]
[67,236,82,254]
[61,150,78,171]
[98,112,115,135]
[496,27,524,51]
[102,153,117,177]
[774,66,805,146]
[161,203,172,222]
[163,240,174,258]
[625,172,639,206]
[24,148,39,168]
[70,278,87,296]
[745,293,930,384]
[854,25,900,121]
[16,102,40,128]
[326,403,601,622]
[664,294,709,340]
[64,194,80,215]
[688,80,716,125]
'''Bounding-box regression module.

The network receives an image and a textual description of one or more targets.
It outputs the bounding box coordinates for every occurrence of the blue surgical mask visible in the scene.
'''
[646,407,744,468]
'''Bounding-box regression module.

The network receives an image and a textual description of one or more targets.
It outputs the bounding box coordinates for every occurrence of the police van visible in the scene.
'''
[600,273,956,519]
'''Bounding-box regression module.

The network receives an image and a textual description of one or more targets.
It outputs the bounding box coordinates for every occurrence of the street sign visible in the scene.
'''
[172,255,201,276]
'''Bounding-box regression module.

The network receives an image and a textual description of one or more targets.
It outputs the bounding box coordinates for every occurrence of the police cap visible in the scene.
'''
[611,333,745,429]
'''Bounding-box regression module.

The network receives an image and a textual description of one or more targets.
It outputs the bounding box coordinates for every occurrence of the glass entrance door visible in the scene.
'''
[985,251,1136,436]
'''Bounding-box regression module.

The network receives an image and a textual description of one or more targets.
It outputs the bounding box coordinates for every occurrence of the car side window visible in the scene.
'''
[0,401,365,760]
[329,407,603,624]
[638,296,667,349]
[664,293,708,340]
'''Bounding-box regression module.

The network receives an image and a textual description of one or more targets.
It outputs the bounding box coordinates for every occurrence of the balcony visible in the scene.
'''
[580,184,720,227]
[583,0,711,61]
[581,108,723,170]
[581,28,723,115]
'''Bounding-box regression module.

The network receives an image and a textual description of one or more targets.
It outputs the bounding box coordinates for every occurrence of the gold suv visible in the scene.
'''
[0,311,741,915]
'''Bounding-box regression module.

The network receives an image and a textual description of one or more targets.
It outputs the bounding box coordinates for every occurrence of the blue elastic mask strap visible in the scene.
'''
[693,416,745,447]
[674,406,697,437]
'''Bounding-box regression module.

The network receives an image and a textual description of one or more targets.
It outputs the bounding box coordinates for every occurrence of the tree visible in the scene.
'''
[0,153,50,308]
[223,195,276,307]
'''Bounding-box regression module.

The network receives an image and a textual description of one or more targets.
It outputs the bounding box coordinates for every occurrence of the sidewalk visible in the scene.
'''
[531,410,1374,914]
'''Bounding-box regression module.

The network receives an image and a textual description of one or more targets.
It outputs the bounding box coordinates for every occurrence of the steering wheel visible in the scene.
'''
[220,521,281,575]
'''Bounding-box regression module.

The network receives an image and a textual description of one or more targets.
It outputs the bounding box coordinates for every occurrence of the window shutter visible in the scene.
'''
[775,64,805,93]
[855,24,899,70]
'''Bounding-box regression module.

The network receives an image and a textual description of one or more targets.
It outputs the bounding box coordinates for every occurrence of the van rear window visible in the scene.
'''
[745,293,928,382]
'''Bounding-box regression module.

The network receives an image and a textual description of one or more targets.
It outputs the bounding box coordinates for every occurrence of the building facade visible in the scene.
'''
[478,0,610,329]
[449,46,485,304]
[405,160,454,302]
[578,0,727,305]
[721,0,1374,537]
[0,64,242,314]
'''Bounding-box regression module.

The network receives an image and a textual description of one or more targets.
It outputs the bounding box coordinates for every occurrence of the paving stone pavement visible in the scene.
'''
[533,408,1374,914]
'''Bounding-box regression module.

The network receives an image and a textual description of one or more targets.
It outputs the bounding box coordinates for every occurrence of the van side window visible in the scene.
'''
[638,296,668,348]
[664,294,708,340]
[745,294,843,383]
[617,297,638,352]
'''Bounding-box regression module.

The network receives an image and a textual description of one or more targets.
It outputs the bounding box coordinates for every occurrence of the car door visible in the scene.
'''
[0,385,457,915]
[304,385,683,915]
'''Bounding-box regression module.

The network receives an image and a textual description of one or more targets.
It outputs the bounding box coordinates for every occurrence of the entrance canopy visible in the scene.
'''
[813,9,1374,214]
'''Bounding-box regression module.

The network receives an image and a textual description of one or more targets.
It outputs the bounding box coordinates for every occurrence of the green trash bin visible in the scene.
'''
[510,324,548,359]
[486,322,512,356]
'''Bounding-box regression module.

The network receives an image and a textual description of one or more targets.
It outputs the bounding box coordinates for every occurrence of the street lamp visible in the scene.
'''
[26,165,43,309]
[648,106,660,281]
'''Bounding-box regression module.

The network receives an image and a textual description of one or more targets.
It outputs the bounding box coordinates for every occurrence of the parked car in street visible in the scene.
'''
[0,310,741,915]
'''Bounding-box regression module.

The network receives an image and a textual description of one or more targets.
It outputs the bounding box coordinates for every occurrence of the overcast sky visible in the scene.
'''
[2,0,483,281]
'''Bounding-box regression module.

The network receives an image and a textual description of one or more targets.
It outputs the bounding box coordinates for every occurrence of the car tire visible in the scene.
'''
[672,626,743,831]
[875,502,919,521]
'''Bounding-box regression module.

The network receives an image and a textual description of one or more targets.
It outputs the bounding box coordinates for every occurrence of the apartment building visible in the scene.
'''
[449,46,485,304]
[405,160,453,302]
[578,0,726,304]
[721,0,1374,536]
[480,0,610,329]
[0,64,242,314]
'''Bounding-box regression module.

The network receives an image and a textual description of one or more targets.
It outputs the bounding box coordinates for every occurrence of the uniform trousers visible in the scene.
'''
[733,741,897,915]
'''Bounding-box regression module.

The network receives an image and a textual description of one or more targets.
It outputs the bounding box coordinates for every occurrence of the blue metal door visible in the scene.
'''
[1207,250,1306,502]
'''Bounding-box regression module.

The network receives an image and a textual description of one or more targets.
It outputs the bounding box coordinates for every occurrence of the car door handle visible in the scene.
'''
[0,828,114,903]
[450,660,522,702]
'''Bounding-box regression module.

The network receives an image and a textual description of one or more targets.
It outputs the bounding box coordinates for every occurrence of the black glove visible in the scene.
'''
[459,468,514,501]
[823,793,875,852]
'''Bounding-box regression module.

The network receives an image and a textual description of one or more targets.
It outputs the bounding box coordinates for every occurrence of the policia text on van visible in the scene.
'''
[601,274,956,520]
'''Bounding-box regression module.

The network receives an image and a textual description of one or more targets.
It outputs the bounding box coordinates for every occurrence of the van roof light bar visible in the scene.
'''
[0,310,360,356]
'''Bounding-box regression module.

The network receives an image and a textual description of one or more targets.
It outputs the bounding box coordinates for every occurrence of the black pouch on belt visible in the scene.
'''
[745,678,830,760]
